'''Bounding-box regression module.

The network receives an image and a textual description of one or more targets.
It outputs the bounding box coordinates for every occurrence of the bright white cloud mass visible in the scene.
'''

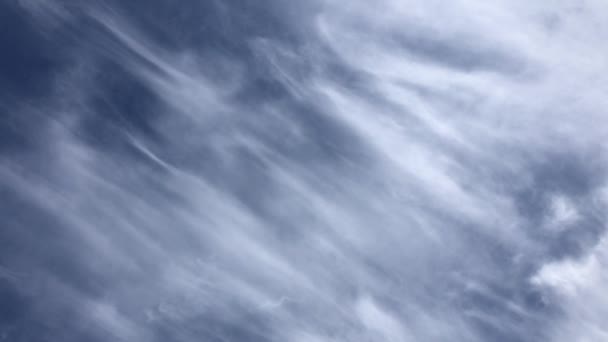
[1,1,607,341]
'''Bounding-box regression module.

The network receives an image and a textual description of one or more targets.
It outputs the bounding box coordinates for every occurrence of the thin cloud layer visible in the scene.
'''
[1,1,607,341]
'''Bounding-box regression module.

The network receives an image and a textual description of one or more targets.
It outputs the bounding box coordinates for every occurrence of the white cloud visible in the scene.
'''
[4,1,608,341]
[532,236,608,341]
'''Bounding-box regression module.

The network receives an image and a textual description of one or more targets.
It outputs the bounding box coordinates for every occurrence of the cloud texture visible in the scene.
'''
[1,0,608,341]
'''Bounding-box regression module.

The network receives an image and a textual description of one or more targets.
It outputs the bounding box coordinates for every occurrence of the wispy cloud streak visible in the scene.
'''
[1,1,608,341]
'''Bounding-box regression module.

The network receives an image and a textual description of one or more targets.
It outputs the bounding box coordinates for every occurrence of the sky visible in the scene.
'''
[1,1,608,341]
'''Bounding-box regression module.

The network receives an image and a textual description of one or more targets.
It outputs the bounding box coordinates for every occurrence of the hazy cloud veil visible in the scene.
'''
[1,0,608,341]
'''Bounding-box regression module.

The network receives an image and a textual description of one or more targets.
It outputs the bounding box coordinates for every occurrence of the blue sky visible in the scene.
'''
[1,1,608,341]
